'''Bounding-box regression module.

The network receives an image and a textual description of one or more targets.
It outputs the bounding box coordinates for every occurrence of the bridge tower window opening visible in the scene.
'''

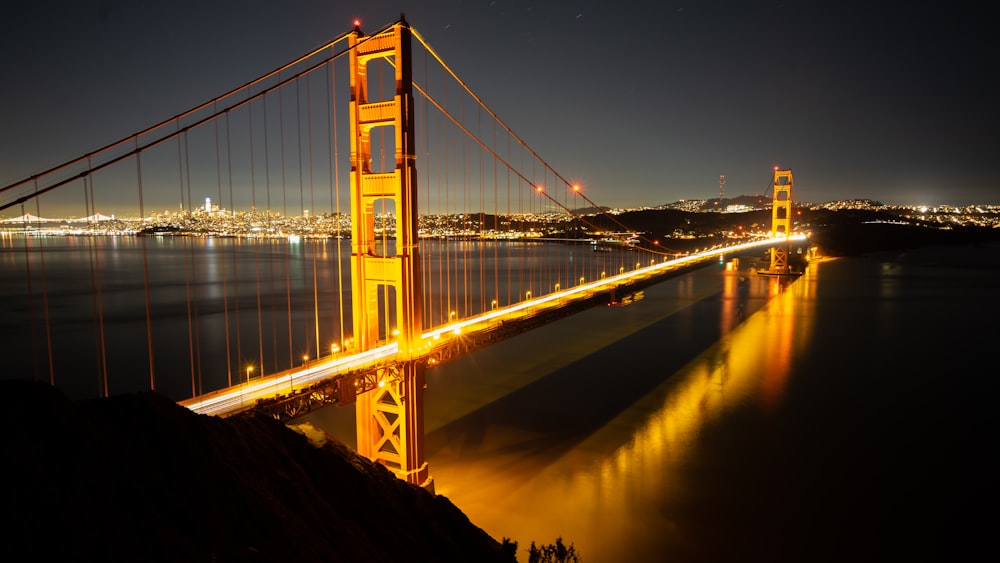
[364,281,398,344]
[369,197,398,257]
[366,124,397,175]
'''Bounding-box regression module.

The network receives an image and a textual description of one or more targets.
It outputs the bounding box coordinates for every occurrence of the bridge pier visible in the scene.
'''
[355,361,433,491]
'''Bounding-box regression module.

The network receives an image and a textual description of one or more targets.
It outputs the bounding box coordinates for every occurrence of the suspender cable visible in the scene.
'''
[34,188,55,385]
[263,92,280,373]
[444,67,452,325]
[279,86,293,369]
[507,137,513,307]
[329,58,347,352]
[478,105,485,315]
[179,131,199,396]
[213,105,233,388]
[135,149,156,393]
[249,95,266,377]
[466,96,474,316]
[295,79,309,360]
[81,174,107,396]
[492,118,499,311]
[326,59,344,351]
[306,72,320,360]
[418,50,434,329]
[224,112,244,378]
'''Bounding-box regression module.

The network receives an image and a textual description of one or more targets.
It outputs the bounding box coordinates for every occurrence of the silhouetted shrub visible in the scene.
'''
[528,537,580,563]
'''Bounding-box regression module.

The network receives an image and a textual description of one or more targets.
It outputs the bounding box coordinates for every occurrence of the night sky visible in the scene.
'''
[1,1,996,210]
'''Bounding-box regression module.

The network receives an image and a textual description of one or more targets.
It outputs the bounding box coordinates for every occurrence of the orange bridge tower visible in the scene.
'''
[764,168,796,276]
[348,18,431,490]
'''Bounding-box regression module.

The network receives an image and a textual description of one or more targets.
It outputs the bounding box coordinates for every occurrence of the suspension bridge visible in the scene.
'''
[0,17,804,490]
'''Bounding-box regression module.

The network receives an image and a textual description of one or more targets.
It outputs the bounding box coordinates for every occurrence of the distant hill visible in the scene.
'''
[686,194,771,211]
[585,207,770,236]
[573,206,1000,256]
[2,380,515,562]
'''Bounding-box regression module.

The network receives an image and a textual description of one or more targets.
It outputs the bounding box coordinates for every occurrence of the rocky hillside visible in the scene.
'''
[2,380,514,562]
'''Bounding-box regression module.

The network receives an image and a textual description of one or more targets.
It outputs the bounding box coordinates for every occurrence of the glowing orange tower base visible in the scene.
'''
[348,18,432,491]
[759,168,801,277]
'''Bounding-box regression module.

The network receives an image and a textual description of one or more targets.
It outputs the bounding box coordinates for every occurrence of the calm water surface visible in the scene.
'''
[0,235,639,401]
[304,242,998,562]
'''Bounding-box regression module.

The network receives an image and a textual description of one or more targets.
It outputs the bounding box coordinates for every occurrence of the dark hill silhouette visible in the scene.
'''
[798,208,1000,256]
[579,206,1000,256]
[2,380,514,562]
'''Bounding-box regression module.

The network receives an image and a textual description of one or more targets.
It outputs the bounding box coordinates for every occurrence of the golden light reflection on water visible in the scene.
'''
[435,262,823,562]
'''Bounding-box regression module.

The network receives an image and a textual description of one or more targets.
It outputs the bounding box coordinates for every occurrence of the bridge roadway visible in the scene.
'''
[180,235,805,419]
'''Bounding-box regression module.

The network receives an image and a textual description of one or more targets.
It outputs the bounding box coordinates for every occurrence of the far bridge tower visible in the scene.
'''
[762,167,796,276]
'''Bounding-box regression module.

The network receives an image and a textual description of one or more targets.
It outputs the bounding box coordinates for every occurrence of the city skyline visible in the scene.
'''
[2,1,996,213]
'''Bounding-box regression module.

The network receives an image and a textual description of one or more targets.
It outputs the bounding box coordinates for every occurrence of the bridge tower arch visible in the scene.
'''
[348,18,430,490]
[766,168,794,275]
